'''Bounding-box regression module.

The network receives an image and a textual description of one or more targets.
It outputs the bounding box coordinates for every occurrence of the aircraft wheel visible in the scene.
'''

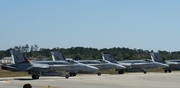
[164,69,168,73]
[72,73,76,76]
[118,70,124,74]
[168,69,172,73]
[32,74,36,79]
[35,75,39,79]
[32,74,39,79]
[143,71,147,74]
[69,72,73,76]
[65,75,69,79]
[97,72,101,76]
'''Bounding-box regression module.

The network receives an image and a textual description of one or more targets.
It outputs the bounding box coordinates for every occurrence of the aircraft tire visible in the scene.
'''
[69,72,73,76]
[72,73,76,76]
[143,71,147,74]
[65,75,69,79]
[118,70,124,74]
[32,74,39,79]
[164,69,168,73]
[35,75,39,79]
[32,74,36,79]
[97,72,101,76]
[168,69,172,73]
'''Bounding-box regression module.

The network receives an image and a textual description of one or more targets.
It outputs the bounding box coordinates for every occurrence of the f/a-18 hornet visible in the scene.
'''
[102,53,169,74]
[51,51,126,76]
[1,50,98,79]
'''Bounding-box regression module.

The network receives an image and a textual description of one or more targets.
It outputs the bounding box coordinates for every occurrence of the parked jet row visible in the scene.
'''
[2,50,179,80]
[102,53,169,74]
[1,50,99,79]
[50,51,109,76]
[166,60,180,70]
[51,51,126,76]
[150,52,179,73]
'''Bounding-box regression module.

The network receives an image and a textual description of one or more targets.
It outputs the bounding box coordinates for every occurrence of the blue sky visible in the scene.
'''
[0,0,180,52]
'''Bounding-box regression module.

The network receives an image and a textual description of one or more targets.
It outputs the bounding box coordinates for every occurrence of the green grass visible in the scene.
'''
[100,68,165,74]
[100,69,118,74]
[147,68,164,72]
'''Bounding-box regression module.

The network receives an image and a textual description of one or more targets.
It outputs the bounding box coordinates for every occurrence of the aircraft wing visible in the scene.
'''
[166,61,178,65]
[166,61,179,67]
[130,63,148,68]
[117,62,131,68]
[118,62,150,68]
[128,62,168,69]
[26,64,49,71]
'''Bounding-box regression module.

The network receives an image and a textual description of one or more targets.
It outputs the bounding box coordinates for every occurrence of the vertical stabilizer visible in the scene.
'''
[150,52,165,62]
[102,53,118,64]
[51,51,66,61]
[10,50,30,64]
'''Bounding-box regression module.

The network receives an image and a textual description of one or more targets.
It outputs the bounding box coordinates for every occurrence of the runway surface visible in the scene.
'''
[0,72,180,88]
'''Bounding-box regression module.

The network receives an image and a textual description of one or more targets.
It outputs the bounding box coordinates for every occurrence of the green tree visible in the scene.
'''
[74,54,83,60]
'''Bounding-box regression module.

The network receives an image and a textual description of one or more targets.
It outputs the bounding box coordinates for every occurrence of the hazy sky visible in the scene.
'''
[0,0,180,52]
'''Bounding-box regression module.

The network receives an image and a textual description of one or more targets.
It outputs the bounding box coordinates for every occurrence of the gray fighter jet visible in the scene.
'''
[51,51,126,76]
[166,60,180,70]
[1,50,98,79]
[51,51,100,76]
[102,53,169,74]
[150,52,179,73]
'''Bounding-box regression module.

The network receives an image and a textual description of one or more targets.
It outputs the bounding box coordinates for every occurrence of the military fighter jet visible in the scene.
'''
[51,51,101,76]
[150,52,179,73]
[51,51,126,76]
[1,50,98,79]
[102,53,169,74]
[166,60,180,70]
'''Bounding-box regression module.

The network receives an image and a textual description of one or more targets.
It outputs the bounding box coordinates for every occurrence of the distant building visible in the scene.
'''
[0,57,13,64]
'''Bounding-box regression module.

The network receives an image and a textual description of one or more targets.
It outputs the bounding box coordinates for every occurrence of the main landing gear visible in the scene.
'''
[143,70,147,74]
[65,72,77,79]
[142,69,147,74]
[118,69,125,74]
[69,72,77,76]
[65,75,69,79]
[32,74,39,79]
[164,69,172,73]
[65,72,76,79]
[97,72,101,76]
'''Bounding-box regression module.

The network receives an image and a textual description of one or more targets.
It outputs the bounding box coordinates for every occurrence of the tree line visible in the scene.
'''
[0,44,180,60]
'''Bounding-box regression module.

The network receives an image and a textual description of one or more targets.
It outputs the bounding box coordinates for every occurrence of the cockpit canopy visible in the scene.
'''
[144,59,153,62]
[66,59,79,64]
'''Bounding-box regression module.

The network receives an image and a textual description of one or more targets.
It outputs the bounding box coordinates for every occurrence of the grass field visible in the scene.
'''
[100,68,165,74]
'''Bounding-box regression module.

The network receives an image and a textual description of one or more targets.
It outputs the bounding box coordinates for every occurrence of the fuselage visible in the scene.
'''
[31,60,99,73]
[78,59,126,70]
[118,59,169,69]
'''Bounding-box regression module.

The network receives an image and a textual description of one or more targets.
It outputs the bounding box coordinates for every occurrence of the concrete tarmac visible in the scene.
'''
[0,72,180,88]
